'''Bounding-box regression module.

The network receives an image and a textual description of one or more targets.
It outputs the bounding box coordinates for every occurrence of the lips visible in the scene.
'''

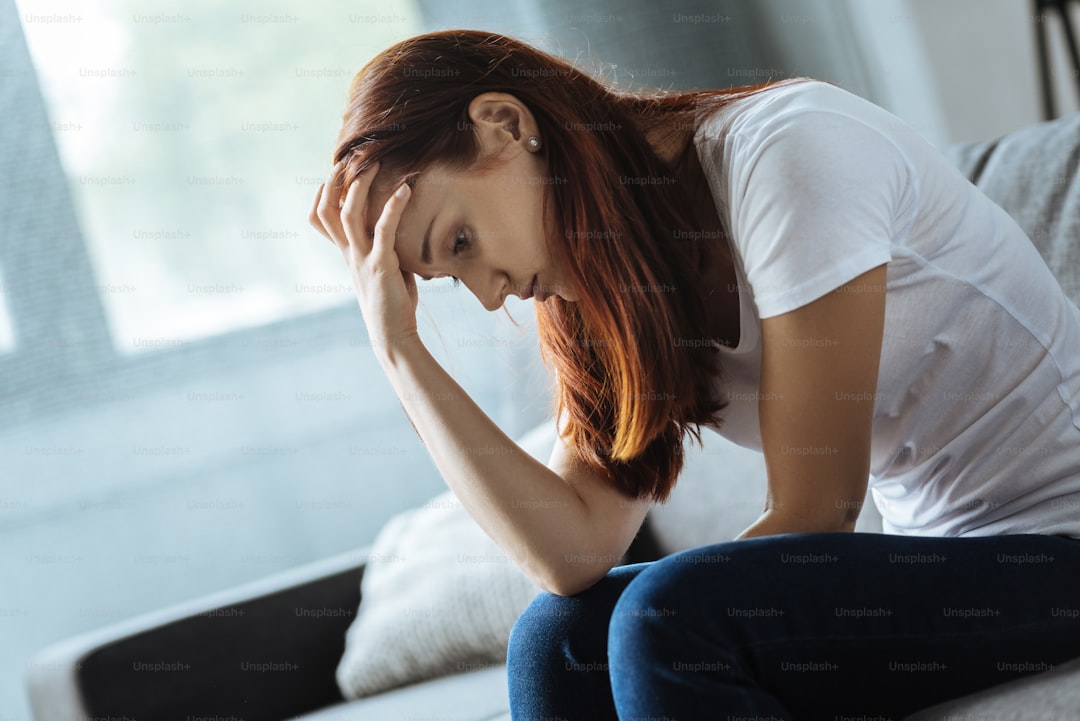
[520,275,537,301]
[518,274,550,302]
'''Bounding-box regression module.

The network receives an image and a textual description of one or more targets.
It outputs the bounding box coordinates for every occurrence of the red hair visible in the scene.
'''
[333,29,812,502]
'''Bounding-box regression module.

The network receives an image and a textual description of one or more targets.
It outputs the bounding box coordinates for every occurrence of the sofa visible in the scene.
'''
[25,110,1080,721]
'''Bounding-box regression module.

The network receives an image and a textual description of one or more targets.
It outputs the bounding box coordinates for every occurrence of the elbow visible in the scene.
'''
[540,578,587,598]
[543,573,602,598]
[541,573,603,598]
[535,557,620,598]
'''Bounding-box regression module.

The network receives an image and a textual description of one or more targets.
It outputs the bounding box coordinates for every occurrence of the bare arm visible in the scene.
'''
[736,263,887,539]
[309,162,648,596]
[378,335,650,595]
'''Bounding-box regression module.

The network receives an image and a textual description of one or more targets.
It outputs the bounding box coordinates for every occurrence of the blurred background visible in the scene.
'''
[2,0,1078,717]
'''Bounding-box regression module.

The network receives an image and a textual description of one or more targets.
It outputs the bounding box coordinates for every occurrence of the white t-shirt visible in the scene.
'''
[693,79,1080,538]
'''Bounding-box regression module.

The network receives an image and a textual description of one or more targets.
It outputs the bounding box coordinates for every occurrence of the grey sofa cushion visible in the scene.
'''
[942,112,1080,305]
[286,659,1080,721]
[289,666,509,721]
[903,657,1080,721]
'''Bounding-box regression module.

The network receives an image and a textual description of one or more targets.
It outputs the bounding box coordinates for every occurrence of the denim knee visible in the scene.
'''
[507,565,648,720]
[507,592,584,719]
[607,544,766,672]
[507,590,581,675]
[508,569,637,676]
[606,543,809,719]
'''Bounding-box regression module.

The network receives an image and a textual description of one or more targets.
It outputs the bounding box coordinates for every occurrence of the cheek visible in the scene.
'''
[476,176,546,264]
[538,190,561,256]
[522,189,552,262]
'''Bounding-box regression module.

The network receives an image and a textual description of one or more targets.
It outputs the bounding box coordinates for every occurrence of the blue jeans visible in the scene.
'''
[507,532,1080,720]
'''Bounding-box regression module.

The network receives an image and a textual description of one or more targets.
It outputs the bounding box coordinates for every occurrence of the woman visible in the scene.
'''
[309,29,1080,721]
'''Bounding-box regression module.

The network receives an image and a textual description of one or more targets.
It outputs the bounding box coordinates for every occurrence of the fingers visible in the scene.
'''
[309,159,408,269]
[341,161,382,248]
[315,163,348,245]
[308,182,330,240]
[310,161,382,252]
[369,182,412,259]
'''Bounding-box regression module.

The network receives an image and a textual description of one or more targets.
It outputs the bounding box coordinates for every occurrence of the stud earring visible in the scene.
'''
[527,136,541,150]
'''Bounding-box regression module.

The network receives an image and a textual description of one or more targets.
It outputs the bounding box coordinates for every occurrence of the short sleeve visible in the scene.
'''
[724,107,914,318]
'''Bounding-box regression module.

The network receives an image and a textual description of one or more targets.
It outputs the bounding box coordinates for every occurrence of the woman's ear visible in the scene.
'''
[467,92,539,157]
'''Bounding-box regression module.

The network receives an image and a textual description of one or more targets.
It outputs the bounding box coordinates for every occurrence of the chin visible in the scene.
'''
[549,279,579,303]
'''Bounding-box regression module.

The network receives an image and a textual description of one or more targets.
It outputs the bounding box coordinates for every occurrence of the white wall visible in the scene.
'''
[840,0,949,148]
[905,0,1080,143]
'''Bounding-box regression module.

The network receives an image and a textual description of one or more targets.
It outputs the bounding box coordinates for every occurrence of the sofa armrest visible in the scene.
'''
[26,546,372,721]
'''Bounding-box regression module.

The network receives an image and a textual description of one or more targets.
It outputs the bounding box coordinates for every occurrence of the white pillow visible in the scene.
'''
[334,424,557,699]
[335,420,880,699]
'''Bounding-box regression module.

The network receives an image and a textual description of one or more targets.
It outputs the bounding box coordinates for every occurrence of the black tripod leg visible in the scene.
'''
[1054,0,1080,109]
[1037,0,1057,119]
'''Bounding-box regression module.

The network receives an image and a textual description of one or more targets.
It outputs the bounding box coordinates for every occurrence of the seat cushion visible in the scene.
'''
[902,656,1080,720]
[290,656,1080,720]
[289,666,509,721]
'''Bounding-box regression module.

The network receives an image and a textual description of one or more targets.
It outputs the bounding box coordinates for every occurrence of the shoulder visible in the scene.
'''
[694,81,915,319]
[695,79,898,145]
[696,79,917,209]
[695,80,919,192]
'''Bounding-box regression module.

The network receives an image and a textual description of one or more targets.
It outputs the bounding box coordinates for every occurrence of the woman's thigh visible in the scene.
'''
[607,531,1080,720]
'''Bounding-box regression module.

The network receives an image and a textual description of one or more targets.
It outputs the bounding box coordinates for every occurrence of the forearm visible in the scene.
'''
[375,334,608,592]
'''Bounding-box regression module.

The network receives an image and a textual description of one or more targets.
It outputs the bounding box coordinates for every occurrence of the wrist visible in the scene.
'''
[372,331,425,367]
[735,509,855,540]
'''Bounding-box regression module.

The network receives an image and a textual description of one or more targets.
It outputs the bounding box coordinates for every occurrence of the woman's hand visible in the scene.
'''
[309,161,419,358]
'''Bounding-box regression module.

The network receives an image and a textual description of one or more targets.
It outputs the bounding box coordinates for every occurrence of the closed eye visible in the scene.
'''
[449,228,470,286]
[417,273,461,287]
[452,228,470,255]
[418,230,469,285]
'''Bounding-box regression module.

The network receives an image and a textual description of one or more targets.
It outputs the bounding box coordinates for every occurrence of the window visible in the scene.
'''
[16,0,421,354]
[0,262,15,353]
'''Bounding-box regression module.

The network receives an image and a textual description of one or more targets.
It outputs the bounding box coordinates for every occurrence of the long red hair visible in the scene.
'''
[334,29,811,502]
